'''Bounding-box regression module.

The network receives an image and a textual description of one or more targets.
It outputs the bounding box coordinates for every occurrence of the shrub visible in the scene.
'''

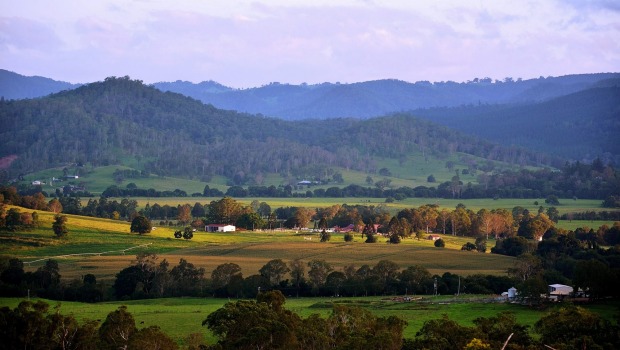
[434,238,445,247]
[344,232,353,242]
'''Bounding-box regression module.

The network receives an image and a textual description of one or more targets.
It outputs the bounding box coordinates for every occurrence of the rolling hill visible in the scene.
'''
[153,73,620,120]
[0,69,81,100]
[411,85,620,164]
[0,77,551,183]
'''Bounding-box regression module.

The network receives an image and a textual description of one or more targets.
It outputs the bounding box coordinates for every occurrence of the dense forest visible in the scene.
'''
[0,77,555,183]
[413,83,620,163]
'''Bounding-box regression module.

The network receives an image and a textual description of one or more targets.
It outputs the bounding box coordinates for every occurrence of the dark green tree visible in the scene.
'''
[52,214,68,237]
[130,215,151,234]
[182,227,194,240]
[99,305,137,350]
[320,229,331,242]
[259,259,290,287]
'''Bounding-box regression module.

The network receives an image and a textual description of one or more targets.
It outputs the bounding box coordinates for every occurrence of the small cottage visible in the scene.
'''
[205,224,236,232]
[427,234,441,241]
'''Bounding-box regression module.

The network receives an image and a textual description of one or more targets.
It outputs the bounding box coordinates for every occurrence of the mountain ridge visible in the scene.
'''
[0,77,553,182]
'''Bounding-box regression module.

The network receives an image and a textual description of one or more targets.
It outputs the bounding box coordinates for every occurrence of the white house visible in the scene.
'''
[548,284,573,301]
[205,224,236,232]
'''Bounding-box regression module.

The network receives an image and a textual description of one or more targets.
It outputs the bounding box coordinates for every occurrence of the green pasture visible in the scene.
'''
[21,152,529,197]
[1,296,617,347]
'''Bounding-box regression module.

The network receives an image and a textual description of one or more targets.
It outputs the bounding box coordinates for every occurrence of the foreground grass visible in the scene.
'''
[1,296,618,347]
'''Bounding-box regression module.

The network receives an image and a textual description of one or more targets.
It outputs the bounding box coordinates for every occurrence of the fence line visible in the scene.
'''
[23,243,152,265]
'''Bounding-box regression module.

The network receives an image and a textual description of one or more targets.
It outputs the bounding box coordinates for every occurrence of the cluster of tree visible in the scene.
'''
[404,306,620,350]
[0,258,103,302]
[0,301,179,350]
[0,205,38,231]
[101,185,189,198]
[204,290,407,350]
[561,210,620,221]
[488,222,620,304]
[115,256,514,300]
[603,195,620,208]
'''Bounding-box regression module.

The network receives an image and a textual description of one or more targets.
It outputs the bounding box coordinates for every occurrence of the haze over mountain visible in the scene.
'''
[0,69,81,100]
[153,73,620,120]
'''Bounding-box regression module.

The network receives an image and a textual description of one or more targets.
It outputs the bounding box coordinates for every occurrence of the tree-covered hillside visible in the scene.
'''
[0,77,551,182]
[412,85,620,163]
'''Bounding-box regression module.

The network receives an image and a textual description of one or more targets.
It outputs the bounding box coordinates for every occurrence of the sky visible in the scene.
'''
[1,0,619,88]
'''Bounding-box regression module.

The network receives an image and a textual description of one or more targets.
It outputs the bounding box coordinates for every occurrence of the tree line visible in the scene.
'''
[4,187,620,249]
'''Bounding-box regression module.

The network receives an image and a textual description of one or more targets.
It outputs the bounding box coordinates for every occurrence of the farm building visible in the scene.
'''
[205,224,236,232]
[427,234,441,241]
[548,284,573,301]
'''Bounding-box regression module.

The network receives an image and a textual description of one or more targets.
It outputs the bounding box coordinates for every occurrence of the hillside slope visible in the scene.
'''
[0,77,550,181]
[412,85,620,163]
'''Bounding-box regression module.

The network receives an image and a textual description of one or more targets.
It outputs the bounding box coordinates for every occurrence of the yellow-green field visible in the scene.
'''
[2,207,517,282]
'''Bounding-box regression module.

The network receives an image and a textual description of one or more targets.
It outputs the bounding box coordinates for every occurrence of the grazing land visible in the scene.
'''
[1,207,515,281]
[1,296,618,347]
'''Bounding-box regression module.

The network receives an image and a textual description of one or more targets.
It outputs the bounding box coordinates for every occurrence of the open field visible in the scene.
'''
[1,208,515,282]
[2,205,616,283]
[108,196,611,215]
[22,153,535,197]
[1,296,618,347]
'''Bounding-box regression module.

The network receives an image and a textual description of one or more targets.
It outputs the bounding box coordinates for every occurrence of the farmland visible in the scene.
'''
[1,207,517,281]
[1,295,618,347]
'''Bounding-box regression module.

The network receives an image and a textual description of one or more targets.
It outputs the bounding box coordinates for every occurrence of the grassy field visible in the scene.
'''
[3,203,616,283]
[107,196,610,214]
[21,152,535,198]
[1,296,618,347]
[1,207,517,282]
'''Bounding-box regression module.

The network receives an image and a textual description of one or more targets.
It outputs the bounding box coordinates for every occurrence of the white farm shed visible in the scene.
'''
[548,284,573,301]
[549,284,573,296]
[205,224,236,232]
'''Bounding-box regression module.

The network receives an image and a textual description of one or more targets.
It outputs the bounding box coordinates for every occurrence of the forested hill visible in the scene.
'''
[153,73,620,120]
[0,69,81,100]
[0,77,551,180]
[411,85,620,164]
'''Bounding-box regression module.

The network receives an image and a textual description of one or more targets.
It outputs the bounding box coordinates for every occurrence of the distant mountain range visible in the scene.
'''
[0,69,81,100]
[153,73,620,120]
[1,69,618,167]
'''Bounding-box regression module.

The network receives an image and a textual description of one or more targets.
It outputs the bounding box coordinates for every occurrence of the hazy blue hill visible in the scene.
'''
[153,80,233,98]
[0,69,81,100]
[154,73,620,120]
[411,85,620,163]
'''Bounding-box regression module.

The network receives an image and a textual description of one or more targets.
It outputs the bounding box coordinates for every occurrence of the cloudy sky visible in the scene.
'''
[2,0,619,87]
